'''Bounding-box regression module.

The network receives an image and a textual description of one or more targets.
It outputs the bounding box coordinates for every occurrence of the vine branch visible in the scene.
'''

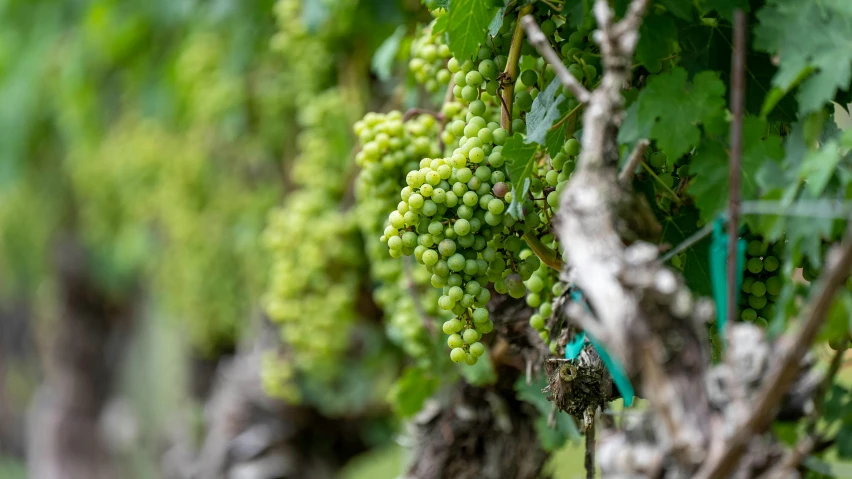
[617,139,649,186]
[501,5,534,132]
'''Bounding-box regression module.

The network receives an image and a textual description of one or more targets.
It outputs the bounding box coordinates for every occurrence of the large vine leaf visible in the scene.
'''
[635,68,727,166]
[503,133,539,218]
[525,78,568,146]
[387,366,439,418]
[635,12,676,70]
[755,0,852,114]
[447,0,500,61]
[689,117,784,222]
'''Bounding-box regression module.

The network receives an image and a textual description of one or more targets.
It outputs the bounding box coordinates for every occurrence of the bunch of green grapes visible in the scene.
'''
[739,235,784,326]
[353,110,448,359]
[409,17,453,93]
[374,13,604,364]
[262,89,365,387]
[556,21,601,89]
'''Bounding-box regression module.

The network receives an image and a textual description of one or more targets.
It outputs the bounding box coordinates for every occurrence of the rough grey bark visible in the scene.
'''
[405,295,551,479]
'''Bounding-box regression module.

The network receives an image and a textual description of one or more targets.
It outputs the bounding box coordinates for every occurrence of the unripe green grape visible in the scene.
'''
[765,276,782,296]
[747,240,767,257]
[540,301,552,317]
[448,333,464,348]
[584,65,597,82]
[465,70,483,86]
[515,91,533,111]
[741,308,757,322]
[748,294,767,310]
[453,218,471,236]
[478,59,497,80]
[526,275,544,293]
[443,318,463,335]
[463,328,480,344]
[540,18,556,36]
[478,319,494,334]
[448,285,464,302]
[742,276,754,294]
[829,336,849,351]
[469,342,486,357]
[751,281,766,297]
[564,138,581,156]
[451,120,466,137]
[645,58,662,74]
[448,274,463,287]
[505,274,527,298]
[494,278,508,294]
[567,63,584,82]
[512,118,526,134]
[520,69,538,88]
[439,295,455,310]
[450,347,466,363]
[448,253,466,271]
[649,151,666,168]
[530,314,545,330]
[461,85,479,101]
[764,256,779,272]
[526,292,541,308]
[747,257,763,274]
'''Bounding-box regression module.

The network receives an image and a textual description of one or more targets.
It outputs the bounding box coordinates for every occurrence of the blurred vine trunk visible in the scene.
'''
[407,294,551,479]
[185,321,376,479]
[26,237,136,479]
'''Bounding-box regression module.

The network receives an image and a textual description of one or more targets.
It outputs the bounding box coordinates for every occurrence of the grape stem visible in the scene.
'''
[501,4,534,132]
[523,231,564,271]
[521,16,591,104]
[617,139,649,186]
[639,160,682,204]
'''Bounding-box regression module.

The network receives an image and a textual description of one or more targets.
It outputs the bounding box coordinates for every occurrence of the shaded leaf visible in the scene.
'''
[755,0,852,114]
[636,68,727,165]
[635,12,677,70]
[447,0,500,61]
[503,133,539,218]
[371,25,407,82]
[525,78,568,146]
[387,366,439,418]
[546,121,567,158]
[689,117,784,221]
[697,0,749,22]
[659,0,693,20]
[660,205,712,295]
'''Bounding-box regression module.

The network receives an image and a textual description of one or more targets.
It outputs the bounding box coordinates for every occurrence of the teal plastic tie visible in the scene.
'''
[564,288,635,407]
[709,217,747,342]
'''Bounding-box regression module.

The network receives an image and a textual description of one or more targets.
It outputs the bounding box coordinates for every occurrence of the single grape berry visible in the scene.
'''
[520,69,538,88]
[450,347,466,363]
[747,257,763,274]
[469,342,486,357]
[764,256,779,272]
[741,308,757,322]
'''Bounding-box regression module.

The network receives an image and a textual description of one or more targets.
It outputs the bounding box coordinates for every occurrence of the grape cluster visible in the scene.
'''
[263,89,365,386]
[354,111,448,359]
[409,17,453,93]
[739,235,784,327]
[376,13,603,363]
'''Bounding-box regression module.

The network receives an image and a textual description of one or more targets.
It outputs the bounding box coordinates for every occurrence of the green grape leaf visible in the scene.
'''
[525,78,568,146]
[804,456,852,477]
[515,376,580,450]
[755,0,852,114]
[487,3,507,36]
[689,117,784,222]
[636,68,727,165]
[503,133,539,218]
[799,139,842,197]
[839,424,852,459]
[371,25,407,82]
[697,0,749,22]
[618,101,651,146]
[387,366,439,418]
[824,384,852,424]
[819,291,852,342]
[447,0,500,61]
[458,350,497,385]
[546,121,567,158]
[433,0,450,8]
[635,12,676,70]
[433,13,450,36]
[660,205,712,296]
[659,0,693,20]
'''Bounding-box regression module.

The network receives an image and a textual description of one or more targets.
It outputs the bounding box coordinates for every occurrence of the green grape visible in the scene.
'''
[520,69,538,88]
[748,294,767,310]
[450,347,466,362]
[765,276,782,296]
[764,256,779,272]
[751,281,766,297]
[741,308,757,322]
[747,257,763,274]
[649,151,666,168]
[747,240,766,257]
[469,341,486,357]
